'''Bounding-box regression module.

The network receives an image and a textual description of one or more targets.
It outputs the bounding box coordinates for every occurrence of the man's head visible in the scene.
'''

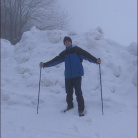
[63,36,72,47]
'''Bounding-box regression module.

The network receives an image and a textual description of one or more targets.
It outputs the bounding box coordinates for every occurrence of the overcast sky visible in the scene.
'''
[58,0,137,46]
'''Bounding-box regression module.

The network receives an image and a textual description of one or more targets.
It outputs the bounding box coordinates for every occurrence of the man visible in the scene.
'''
[40,36,101,116]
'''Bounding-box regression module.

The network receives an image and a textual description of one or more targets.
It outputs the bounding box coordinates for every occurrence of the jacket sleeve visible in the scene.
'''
[76,46,97,63]
[43,52,65,68]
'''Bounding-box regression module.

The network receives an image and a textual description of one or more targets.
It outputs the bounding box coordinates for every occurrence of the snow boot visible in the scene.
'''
[63,104,74,112]
[78,110,85,117]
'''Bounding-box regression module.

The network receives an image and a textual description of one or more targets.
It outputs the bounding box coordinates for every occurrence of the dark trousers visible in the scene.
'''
[65,76,84,112]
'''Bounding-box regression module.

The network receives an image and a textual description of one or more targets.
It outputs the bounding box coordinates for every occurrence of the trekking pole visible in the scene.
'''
[99,64,104,115]
[37,66,42,114]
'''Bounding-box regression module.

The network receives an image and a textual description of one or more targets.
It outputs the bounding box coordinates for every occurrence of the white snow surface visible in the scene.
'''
[1,27,137,138]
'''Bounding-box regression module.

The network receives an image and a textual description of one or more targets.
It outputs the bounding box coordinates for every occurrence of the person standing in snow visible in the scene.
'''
[39,36,101,116]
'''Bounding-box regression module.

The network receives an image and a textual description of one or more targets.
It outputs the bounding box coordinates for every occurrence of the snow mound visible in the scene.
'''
[84,27,104,48]
[1,39,14,59]
[1,27,137,138]
[127,42,137,56]
[47,30,62,43]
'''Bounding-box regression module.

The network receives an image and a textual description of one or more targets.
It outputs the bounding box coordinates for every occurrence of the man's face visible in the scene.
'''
[64,40,71,47]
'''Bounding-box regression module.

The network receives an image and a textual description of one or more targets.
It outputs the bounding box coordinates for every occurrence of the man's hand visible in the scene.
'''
[97,58,101,64]
[39,62,44,68]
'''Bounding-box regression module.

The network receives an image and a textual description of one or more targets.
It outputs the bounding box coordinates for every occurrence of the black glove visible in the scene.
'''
[96,58,101,64]
[39,62,44,68]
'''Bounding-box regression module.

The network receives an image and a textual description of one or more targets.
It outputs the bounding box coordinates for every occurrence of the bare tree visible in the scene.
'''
[1,0,68,44]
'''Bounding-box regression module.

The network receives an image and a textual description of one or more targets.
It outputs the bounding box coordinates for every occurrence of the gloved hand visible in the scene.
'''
[96,58,101,64]
[39,62,44,68]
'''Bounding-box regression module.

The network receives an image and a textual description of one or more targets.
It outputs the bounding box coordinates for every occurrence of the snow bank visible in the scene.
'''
[1,27,137,138]
[1,39,14,59]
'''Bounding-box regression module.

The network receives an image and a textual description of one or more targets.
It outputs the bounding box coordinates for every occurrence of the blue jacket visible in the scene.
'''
[43,45,98,78]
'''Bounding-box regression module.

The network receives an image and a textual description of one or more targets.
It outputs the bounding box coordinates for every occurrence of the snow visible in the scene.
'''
[1,27,137,138]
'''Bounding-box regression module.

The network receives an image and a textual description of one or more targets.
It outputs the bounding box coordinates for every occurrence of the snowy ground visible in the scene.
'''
[1,27,137,138]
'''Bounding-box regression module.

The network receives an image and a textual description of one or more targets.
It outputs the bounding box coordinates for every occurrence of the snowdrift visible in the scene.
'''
[1,27,137,138]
